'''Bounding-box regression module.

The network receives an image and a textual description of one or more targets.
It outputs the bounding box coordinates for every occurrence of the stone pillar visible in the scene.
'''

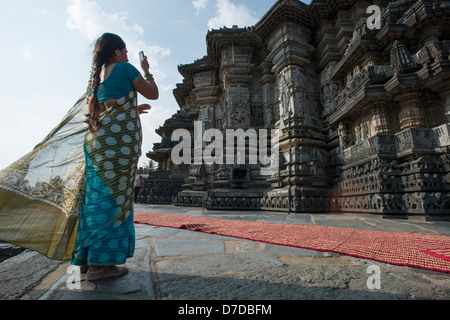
[193,71,219,131]
[200,42,268,210]
[320,61,338,118]
[371,101,391,134]
[174,70,219,206]
[221,45,253,129]
[258,61,276,128]
[278,65,309,119]
[397,93,426,130]
[261,22,329,213]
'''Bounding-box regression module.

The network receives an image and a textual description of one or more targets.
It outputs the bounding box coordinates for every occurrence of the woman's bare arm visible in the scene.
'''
[133,56,159,100]
[133,77,159,100]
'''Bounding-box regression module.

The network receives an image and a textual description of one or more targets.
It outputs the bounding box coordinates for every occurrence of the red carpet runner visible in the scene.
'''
[134,211,450,273]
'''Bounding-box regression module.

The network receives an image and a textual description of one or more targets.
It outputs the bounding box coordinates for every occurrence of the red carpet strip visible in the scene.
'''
[134,211,450,273]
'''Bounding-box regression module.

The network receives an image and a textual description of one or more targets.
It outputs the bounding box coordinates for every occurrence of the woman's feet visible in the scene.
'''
[80,266,88,273]
[86,266,129,281]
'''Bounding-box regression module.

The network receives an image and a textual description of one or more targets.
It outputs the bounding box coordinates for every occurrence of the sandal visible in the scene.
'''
[86,266,129,281]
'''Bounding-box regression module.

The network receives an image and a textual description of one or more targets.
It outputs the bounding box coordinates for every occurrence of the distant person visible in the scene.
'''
[134,173,145,202]
[71,33,159,281]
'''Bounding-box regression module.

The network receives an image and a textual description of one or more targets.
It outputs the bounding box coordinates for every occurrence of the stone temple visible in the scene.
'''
[139,0,450,216]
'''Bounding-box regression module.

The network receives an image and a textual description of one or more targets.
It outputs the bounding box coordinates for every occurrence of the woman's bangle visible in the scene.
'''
[144,73,154,81]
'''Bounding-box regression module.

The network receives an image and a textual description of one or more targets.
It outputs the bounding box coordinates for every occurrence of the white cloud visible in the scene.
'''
[132,23,144,35]
[21,46,31,59]
[193,0,210,15]
[66,0,170,69]
[208,0,258,30]
[66,0,105,41]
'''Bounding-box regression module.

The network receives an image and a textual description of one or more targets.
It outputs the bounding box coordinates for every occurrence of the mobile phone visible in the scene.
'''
[139,51,145,62]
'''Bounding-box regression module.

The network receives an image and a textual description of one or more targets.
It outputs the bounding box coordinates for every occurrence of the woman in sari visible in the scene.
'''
[71,33,159,281]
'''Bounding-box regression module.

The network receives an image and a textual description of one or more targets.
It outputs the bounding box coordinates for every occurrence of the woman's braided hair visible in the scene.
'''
[86,33,126,132]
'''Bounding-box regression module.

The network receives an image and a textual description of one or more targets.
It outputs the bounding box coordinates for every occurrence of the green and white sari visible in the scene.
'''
[0,91,141,264]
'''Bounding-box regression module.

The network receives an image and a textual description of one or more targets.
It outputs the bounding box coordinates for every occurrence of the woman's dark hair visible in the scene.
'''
[86,33,126,132]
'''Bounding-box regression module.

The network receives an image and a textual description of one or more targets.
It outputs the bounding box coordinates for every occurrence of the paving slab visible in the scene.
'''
[135,225,179,239]
[264,243,325,257]
[284,214,314,225]
[256,216,286,224]
[232,241,264,253]
[152,238,225,257]
[0,250,62,300]
[169,229,238,241]
[156,252,284,281]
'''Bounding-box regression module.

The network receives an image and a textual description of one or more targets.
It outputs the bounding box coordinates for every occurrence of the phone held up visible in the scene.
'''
[139,51,145,62]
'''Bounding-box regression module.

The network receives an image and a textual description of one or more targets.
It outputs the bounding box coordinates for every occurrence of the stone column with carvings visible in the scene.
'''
[174,70,219,207]
[258,61,276,128]
[320,61,338,118]
[221,45,253,129]
[193,71,219,131]
[371,101,391,134]
[261,22,329,213]
[192,71,219,190]
[203,41,269,210]
[397,92,426,130]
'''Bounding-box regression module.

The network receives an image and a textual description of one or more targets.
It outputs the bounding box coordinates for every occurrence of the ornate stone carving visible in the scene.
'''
[338,121,353,149]
[227,93,250,127]
[149,0,450,216]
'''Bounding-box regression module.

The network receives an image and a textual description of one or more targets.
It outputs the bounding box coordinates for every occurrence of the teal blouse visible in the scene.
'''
[97,63,141,102]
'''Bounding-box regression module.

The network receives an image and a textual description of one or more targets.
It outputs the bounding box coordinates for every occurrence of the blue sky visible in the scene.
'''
[0,0,311,170]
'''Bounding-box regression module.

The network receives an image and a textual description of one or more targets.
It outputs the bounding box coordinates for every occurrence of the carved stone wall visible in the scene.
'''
[325,0,450,215]
[138,171,185,205]
[141,109,192,205]
[147,0,450,216]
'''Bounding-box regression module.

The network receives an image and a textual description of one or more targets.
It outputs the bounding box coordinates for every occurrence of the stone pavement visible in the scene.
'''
[1,204,450,302]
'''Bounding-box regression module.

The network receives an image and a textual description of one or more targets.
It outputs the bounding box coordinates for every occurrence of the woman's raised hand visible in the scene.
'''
[140,55,150,74]
[137,104,151,115]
